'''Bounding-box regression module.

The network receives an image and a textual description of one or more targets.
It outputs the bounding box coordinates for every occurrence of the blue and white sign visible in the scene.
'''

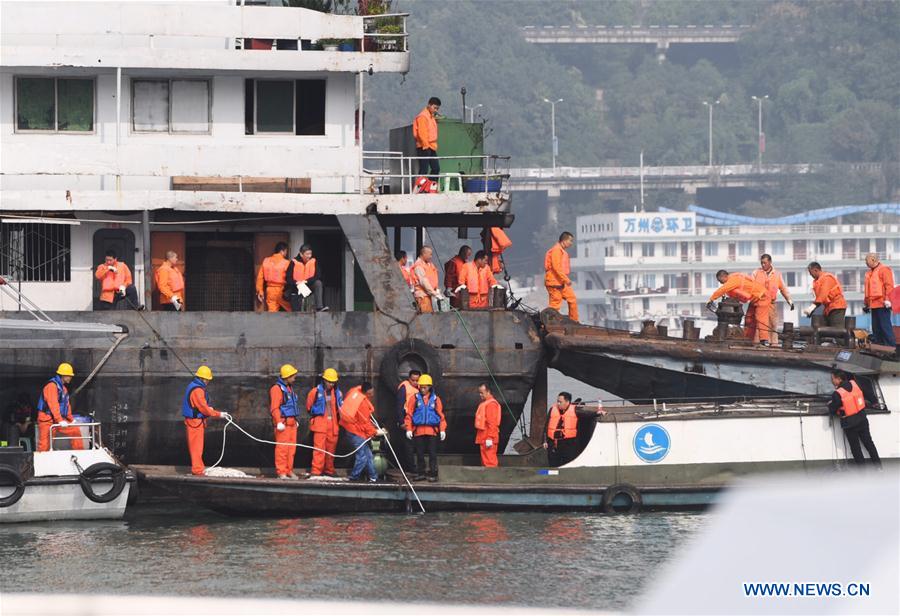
[633,424,671,463]
[618,212,696,238]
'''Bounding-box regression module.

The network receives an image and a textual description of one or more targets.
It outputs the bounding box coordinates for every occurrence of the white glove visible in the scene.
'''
[276,422,285,432]
[376,428,387,436]
[803,304,816,317]
[886,300,892,309]
[492,285,503,289]
[440,431,446,441]
[172,295,183,310]
[58,420,69,427]
[107,265,117,273]
[405,430,413,440]
[220,412,232,421]
[454,285,467,293]
[485,438,493,449]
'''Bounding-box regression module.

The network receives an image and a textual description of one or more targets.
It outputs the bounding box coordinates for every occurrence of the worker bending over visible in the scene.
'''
[271,364,301,480]
[155,250,185,312]
[805,262,847,326]
[863,253,896,347]
[340,382,386,482]
[285,244,327,312]
[828,370,881,467]
[707,270,769,344]
[545,232,578,322]
[444,245,471,308]
[474,383,502,467]
[306,368,343,479]
[753,254,793,344]
[461,250,500,309]
[181,366,230,476]
[413,96,441,181]
[405,374,447,482]
[36,363,85,452]
[543,392,579,467]
[256,242,291,312]
[412,246,444,313]
[95,249,140,310]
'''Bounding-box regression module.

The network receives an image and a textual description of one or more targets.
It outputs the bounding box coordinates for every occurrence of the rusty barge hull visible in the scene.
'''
[0,310,543,466]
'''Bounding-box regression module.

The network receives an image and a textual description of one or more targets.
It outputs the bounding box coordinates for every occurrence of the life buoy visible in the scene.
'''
[602,483,642,514]
[379,338,443,391]
[0,464,26,508]
[79,462,127,504]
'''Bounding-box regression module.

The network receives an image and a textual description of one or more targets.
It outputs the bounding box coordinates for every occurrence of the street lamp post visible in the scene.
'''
[702,98,721,167]
[751,95,768,168]
[543,97,563,171]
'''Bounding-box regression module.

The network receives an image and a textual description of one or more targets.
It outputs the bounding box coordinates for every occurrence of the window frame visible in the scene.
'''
[14,75,96,135]
[131,77,213,135]
[253,78,297,135]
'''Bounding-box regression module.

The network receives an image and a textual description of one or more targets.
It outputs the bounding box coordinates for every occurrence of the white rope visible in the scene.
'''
[371,416,425,514]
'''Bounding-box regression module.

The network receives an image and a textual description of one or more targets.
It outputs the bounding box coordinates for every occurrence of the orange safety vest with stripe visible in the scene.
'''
[546,404,577,441]
[836,381,865,418]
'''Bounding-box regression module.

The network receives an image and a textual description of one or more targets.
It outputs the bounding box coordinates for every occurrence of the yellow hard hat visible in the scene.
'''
[56,362,75,377]
[280,364,298,379]
[195,365,213,380]
[322,368,339,383]
[418,374,433,386]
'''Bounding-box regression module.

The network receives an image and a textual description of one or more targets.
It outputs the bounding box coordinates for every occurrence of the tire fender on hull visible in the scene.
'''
[379,338,443,391]
[0,464,25,508]
[602,483,642,514]
[79,462,127,504]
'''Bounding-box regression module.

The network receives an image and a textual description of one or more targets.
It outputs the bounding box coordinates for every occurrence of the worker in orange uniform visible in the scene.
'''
[863,253,896,347]
[271,364,301,480]
[542,392,579,466]
[412,246,444,313]
[36,363,86,452]
[155,250,185,312]
[95,249,140,310]
[306,368,343,479]
[181,366,230,476]
[474,382,502,467]
[444,245,471,308]
[828,370,880,467]
[255,242,291,312]
[805,262,847,327]
[752,254,794,345]
[707,269,770,344]
[396,251,413,292]
[483,227,512,275]
[395,369,421,468]
[461,250,501,309]
[404,373,447,482]
[545,232,578,322]
[413,96,441,181]
[285,244,326,312]
[340,382,387,482]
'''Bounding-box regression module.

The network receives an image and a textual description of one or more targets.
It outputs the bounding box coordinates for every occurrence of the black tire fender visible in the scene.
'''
[79,462,127,504]
[602,483,642,514]
[0,464,26,508]
[379,338,443,391]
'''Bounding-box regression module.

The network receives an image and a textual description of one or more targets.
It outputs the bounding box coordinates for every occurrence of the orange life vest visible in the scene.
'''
[262,254,289,285]
[836,381,865,418]
[546,404,577,441]
[398,379,418,401]
[292,257,316,282]
[412,258,439,297]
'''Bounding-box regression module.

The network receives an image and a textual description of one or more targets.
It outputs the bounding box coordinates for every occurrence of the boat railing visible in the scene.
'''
[49,422,101,451]
[362,151,511,195]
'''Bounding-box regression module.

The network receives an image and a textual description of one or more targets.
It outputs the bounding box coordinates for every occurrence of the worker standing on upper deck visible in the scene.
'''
[444,245,471,308]
[181,366,230,476]
[256,242,291,312]
[404,374,446,482]
[95,249,141,310]
[413,97,441,181]
[412,247,444,313]
[805,262,847,327]
[863,253,897,348]
[306,368,343,479]
[707,270,769,344]
[545,232,578,322]
[340,382,386,482]
[753,254,794,345]
[36,363,85,452]
[461,250,500,309]
[285,244,326,313]
[828,370,881,467]
[154,250,185,312]
[271,364,300,480]
[474,383,502,467]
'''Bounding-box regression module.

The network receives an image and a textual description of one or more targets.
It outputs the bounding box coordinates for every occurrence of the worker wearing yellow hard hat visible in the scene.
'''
[404,373,447,482]
[181,365,230,476]
[271,363,301,479]
[306,368,343,478]
[36,362,85,452]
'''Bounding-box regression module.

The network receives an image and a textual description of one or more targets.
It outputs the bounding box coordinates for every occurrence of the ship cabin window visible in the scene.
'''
[0,222,71,282]
[244,79,326,135]
[132,79,211,134]
[15,77,94,133]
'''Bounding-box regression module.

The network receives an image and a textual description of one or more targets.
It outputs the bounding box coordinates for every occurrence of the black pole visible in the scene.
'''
[460,87,466,122]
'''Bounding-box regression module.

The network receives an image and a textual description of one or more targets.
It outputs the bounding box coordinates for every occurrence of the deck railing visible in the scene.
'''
[362,151,512,195]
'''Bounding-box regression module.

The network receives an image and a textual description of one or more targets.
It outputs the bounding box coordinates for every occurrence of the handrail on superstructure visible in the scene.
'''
[0,276,55,323]
[362,151,511,195]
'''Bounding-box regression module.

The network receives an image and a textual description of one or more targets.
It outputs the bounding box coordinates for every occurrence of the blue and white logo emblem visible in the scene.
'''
[633,424,670,463]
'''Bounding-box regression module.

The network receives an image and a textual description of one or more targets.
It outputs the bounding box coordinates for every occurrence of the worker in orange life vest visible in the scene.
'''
[444,245,471,308]
[805,261,847,327]
[863,253,897,347]
[271,363,301,480]
[483,227,512,275]
[412,246,445,313]
[460,250,501,309]
[828,370,880,467]
[543,391,579,467]
[306,368,342,479]
[394,369,421,469]
[404,373,446,481]
[181,366,231,476]
[255,242,291,312]
[36,363,86,452]
[95,249,141,310]
[396,251,414,292]
[340,381,387,482]
[707,269,770,344]
[752,254,794,345]
[154,250,185,311]
[413,96,441,181]
[285,244,327,312]
[474,382,502,467]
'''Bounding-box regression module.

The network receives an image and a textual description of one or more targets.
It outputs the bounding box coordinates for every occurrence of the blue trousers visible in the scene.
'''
[871,307,896,346]
[346,432,376,480]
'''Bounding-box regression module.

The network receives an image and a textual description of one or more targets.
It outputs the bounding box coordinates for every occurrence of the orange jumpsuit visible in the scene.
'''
[184,387,221,476]
[255,253,291,312]
[95,260,133,304]
[340,386,378,440]
[462,261,498,309]
[37,380,85,452]
[155,261,185,309]
[753,267,790,344]
[812,272,847,315]
[544,243,578,321]
[270,382,300,477]
[709,273,769,342]
[488,227,512,274]
[306,386,341,476]
[474,396,502,467]
[412,258,439,313]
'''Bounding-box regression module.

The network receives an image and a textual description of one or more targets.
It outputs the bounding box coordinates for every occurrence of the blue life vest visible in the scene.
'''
[309,383,343,417]
[181,378,209,419]
[37,375,69,418]
[412,393,441,427]
[276,378,299,418]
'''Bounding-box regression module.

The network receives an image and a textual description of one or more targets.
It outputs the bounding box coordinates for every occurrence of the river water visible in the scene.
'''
[1,506,707,611]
